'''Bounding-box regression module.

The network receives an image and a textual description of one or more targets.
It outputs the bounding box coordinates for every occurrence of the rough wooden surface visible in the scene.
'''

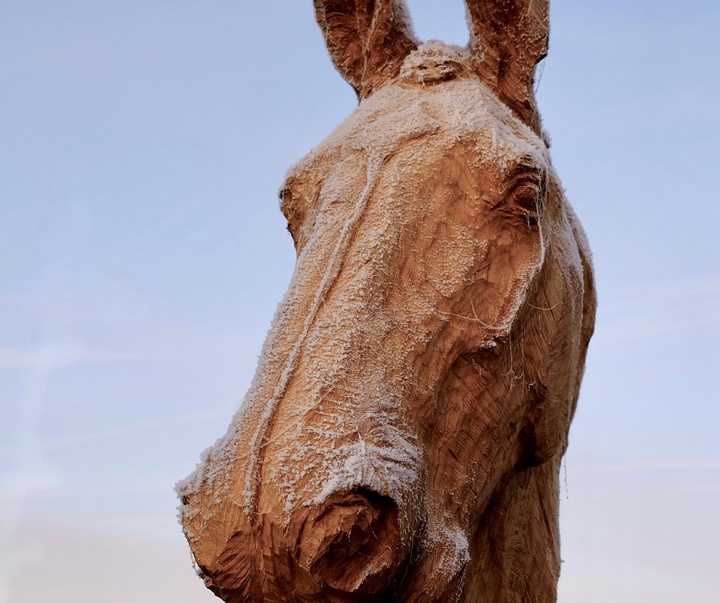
[177,2,596,601]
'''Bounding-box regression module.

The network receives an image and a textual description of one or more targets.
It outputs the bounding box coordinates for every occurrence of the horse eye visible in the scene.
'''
[278,189,302,246]
[506,181,541,226]
[493,178,541,226]
[512,183,539,210]
[278,189,289,217]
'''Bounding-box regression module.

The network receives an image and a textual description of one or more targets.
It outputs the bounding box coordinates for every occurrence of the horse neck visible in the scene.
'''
[463,457,563,603]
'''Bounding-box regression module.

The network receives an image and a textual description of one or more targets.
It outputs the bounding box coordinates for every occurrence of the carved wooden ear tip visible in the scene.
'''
[314,0,418,99]
[296,489,405,596]
[463,0,549,133]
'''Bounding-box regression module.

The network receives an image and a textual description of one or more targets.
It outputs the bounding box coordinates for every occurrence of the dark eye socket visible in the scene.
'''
[278,187,303,247]
[279,187,292,209]
[496,177,542,227]
[510,180,541,213]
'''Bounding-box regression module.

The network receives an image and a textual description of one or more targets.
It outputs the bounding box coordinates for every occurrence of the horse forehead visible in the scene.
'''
[288,78,548,183]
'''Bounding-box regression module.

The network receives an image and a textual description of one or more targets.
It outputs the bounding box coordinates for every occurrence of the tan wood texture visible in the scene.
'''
[177,2,596,601]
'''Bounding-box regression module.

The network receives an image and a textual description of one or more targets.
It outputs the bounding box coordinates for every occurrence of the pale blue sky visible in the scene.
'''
[1,1,719,601]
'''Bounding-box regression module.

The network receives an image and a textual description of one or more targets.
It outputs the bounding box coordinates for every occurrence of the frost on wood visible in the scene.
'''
[177,1,595,602]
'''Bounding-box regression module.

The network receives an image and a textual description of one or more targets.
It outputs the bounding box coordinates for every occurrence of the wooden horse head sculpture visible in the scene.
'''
[177,1,596,601]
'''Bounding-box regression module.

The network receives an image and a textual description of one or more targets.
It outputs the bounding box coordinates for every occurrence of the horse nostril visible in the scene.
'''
[297,488,405,596]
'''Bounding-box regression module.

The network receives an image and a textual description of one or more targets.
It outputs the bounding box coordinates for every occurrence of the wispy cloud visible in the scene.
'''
[0,470,64,499]
[3,517,211,603]
[18,482,171,501]
[585,460,720,473]
[672,485,720,494]
[44,406,234,451]
[595,274,720,345]
[0,344,143,370]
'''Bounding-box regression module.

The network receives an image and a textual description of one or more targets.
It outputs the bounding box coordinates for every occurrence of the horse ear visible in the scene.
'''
[465,0,549,133]
[314,0,418,99]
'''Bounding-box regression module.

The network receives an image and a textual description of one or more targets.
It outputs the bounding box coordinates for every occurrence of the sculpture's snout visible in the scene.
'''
[295,488,408,598]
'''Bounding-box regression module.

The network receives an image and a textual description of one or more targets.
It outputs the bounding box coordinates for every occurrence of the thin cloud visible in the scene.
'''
[0,345,143,370]
[18,482,171,501]
[0,348,32,369]
[601,274,720,315]
[672,485,720,494]
[595,274,720,345]
[586,460,720,473]
[44,406,235,450]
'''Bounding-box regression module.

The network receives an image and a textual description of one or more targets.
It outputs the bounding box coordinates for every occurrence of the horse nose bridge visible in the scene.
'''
[254,369,426,551]
[233,263,409,527]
